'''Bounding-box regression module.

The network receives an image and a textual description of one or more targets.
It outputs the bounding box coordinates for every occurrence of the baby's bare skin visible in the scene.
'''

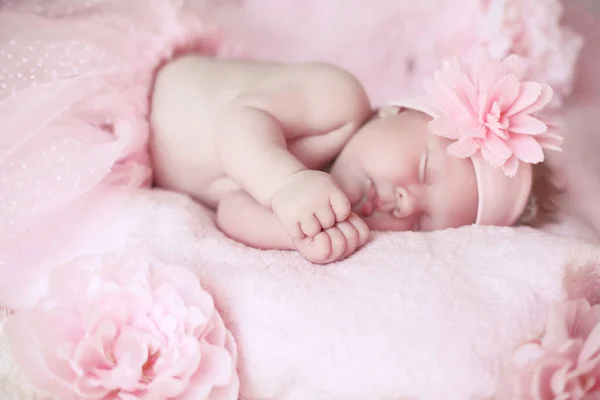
[150,56,372,263]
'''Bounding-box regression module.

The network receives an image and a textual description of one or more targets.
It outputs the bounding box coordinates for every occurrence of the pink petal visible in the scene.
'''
[509,115,548,135]
[428,116,463,139]
[508,135,545,164]
[501,54,526,79]
[582,393,600,400]
[550,363,571,395]
[493,74,521,109]
[179,344,236,400]
[513,342,545,367]
[573,306,600,340]
[477,63,505,115]
[113,329,149,372]
[426,73,475,120]
[152,266,214,312]
[145,375,189,399]
[520,84,554,116]
[506,83,553,118]
[505,82,542,117]
[74,375,111,399]
[564,300,592,338]
[459,125,487,138]
[531,356,568,400]
[446,137,481,158]
[502,156,519,177]
[481,134,512,167]
[5,312,74,397]
[436,62,478,109]
[542,304,574,349]
[537,132,564,152]
[72,338,112,376]
[578,324,600,366]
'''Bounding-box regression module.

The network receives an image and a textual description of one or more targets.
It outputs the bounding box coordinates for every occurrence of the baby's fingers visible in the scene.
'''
[335,220,359,259]
[329,191,351,223]
[316,205,336,230]
[300,214,322,237]
[347,212,370,247]
[324,227,347,262]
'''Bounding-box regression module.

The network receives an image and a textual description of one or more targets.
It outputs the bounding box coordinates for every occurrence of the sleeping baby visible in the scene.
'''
[150,51,563,264]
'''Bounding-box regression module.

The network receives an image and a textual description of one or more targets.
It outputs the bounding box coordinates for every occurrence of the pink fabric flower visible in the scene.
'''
[476,0,583,108]
[499,299,600,399]
[424,50,563,177]
[4,252,239,400]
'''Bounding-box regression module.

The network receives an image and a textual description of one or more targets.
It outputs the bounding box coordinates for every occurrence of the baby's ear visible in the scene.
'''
[377,105,400,119]
[564,244,600,305]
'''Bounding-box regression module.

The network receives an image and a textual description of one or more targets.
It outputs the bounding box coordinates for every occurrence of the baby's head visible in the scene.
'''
[329,51,564,232]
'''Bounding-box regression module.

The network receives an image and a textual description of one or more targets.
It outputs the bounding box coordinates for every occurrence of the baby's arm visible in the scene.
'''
[217,190,370,264]
[214,63,370,207]
[217,190,294,250]
[214,64,372,262]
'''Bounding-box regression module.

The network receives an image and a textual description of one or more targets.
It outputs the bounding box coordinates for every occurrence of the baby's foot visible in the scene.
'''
[294,212,370,264]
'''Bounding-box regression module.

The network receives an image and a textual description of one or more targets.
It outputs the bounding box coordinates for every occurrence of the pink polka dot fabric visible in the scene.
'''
[0,0,228,304]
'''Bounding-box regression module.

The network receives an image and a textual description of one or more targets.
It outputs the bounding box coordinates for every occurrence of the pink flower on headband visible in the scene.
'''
[424,51,563,177]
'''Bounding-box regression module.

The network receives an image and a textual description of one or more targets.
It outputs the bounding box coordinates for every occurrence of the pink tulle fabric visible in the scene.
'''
[0,0,230,305]
[4,252,239,399]
[499,299,600,399]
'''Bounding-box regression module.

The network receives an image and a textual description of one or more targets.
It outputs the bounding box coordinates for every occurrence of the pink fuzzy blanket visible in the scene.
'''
[2,0,600,399]
[41,188,600,400]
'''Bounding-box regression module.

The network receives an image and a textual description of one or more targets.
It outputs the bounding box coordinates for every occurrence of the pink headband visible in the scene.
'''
[392,51,563,227]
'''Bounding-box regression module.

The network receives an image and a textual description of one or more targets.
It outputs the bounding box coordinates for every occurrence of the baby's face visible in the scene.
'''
[330,108,479,232]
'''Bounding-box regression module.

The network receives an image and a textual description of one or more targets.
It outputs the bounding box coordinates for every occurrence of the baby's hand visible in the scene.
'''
[270,169,370,263]
[271,169,353,239]
[294,212,370,264]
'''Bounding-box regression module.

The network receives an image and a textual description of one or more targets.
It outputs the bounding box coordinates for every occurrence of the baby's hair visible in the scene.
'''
[517,162,563,227]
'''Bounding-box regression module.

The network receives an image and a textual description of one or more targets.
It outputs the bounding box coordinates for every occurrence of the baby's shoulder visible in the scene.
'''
[286,62,368,103]
[263,62,371,128]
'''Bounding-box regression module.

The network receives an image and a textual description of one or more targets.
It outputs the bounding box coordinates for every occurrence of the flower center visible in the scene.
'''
[140,349,160,384]
[483,101,509,139]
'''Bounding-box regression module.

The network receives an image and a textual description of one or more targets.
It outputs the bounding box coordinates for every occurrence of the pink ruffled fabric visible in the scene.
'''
[474,0,583,107]
[0,0,230,307]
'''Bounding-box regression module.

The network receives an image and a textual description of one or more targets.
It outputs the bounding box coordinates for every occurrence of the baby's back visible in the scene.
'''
[150,56,287,207]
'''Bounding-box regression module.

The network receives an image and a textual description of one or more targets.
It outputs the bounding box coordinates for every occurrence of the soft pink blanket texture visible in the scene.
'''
[3,0,600,399]
[49,188,600,400]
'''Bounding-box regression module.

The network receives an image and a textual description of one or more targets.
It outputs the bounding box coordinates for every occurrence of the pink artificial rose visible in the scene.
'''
[499,299,600,399]
[424,50,563,177]
[4,252,239,400]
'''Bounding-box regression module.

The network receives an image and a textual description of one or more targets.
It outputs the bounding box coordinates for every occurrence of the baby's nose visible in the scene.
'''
[392,186,418,218]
